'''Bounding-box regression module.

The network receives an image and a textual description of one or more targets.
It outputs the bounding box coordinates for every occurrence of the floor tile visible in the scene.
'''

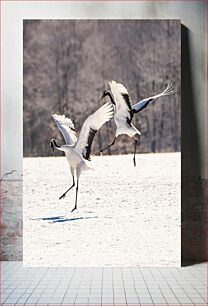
[0,262,207,306]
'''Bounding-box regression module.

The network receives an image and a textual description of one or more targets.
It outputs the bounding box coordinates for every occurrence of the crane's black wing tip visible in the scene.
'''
[83,128,97,161]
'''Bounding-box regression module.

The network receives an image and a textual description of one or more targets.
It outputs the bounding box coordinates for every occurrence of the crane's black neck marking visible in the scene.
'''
[53,140,60,148]
[103,91,115,105]
[103,90,134,125]
[50,140,54,152]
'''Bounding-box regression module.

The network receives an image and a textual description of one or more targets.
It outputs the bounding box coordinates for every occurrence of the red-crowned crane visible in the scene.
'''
[99,81,174,166]
[50,103,114,212]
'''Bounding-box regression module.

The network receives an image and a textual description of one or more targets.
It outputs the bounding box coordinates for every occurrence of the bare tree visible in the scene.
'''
[23,20,181,157]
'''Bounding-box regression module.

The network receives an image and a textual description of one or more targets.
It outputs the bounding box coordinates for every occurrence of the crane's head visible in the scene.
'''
[98,90,115,105]
[103,90,110,96]
[50,139,61,153]
[50,139,55,152]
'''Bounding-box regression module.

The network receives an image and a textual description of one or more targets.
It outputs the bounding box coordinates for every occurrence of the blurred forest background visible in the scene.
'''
[23,20,180,157]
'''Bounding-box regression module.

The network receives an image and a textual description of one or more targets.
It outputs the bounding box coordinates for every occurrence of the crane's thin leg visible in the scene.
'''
[59,179,75,200]
[71,180,79,212]
[133,139,137,167]
[100,137,116,153]
[59,168,75,200]
[71,168,81,212]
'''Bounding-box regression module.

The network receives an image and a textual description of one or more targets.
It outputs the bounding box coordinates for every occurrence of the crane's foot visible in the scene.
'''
[59,193,66,200]
[71,206,77,212]
[133,157,136,167]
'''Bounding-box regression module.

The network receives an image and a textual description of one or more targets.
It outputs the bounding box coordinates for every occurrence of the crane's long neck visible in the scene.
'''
[104,91,115,105]
[51,139,65,152]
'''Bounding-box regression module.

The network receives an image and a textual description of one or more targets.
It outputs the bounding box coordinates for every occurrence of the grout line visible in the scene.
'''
[101,267,103,306]
[0,263,207,306]
[121,267,128,305]
[139,268,154,305]
[130,267,141,305]
[61,267,76,304]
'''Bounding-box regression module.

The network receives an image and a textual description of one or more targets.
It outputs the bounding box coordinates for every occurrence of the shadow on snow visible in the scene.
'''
[32,216,98,223]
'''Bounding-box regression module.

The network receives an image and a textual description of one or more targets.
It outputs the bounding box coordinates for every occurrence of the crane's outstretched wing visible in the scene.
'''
[52,114,77,145]
[75,103,114,161]
[132,83,174,114]
[109,80,133,124]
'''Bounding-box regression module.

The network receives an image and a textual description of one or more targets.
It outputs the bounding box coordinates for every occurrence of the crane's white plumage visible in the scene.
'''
[100,80,174,166]
[109,80,141,138]
[52,114,77,145]
[109,80,131,116]
[51,103,114,212]
[75,103,114,159]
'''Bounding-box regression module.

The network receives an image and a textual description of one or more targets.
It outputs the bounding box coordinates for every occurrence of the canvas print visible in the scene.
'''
[23,20,181,266]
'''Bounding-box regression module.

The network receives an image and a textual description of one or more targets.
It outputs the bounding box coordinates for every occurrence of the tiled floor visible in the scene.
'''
[0,262,207,305]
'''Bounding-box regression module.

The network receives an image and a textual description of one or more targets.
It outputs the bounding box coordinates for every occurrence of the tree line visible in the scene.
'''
[23,20,181,157]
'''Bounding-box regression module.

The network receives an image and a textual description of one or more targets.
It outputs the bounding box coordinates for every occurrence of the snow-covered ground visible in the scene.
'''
[23,153,181,267]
